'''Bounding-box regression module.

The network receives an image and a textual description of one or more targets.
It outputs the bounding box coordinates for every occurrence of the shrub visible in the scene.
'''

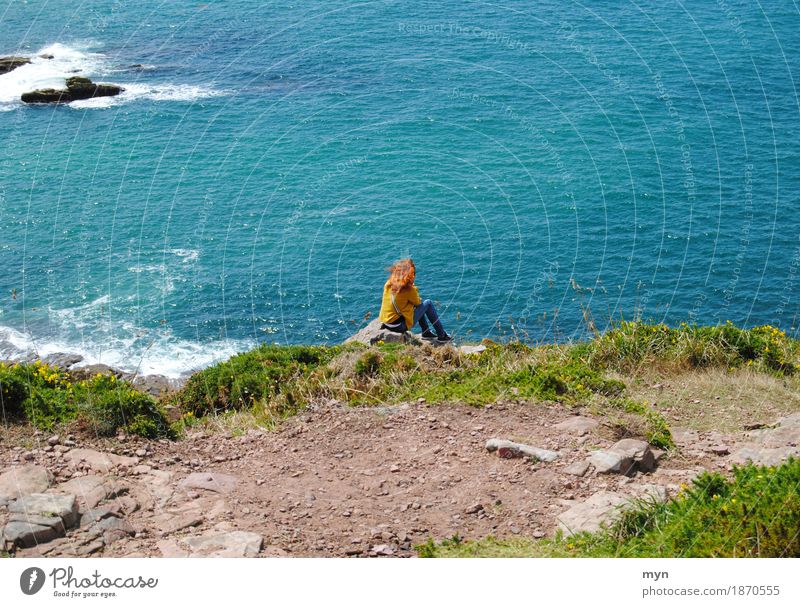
[174,344,338,417]
[0,361,171,437]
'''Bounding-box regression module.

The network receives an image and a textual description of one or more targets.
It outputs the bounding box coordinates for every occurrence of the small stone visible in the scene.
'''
[465,503,484,515]
[486,438,560,462]
[564,461,591,477]
[47,435,61,446]
[371,544,394,556]
[135,449,148,457]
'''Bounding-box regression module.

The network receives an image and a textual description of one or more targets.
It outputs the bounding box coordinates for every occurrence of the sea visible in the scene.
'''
[1,1,798,377]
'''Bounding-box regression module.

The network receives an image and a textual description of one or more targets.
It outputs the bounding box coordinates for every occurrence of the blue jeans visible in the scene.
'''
[413,299,446,336]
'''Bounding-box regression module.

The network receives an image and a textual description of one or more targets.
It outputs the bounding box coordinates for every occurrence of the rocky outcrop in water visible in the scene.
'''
[0,56,30,74]
[21,76,124,104]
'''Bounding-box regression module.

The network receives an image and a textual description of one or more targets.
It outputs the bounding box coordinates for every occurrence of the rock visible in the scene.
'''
[629,484,670,503]
[344,319,422,346]
[70,364,122,380]
[485,438,560,462]
[180,472,239,494]
[65,449,138,473]
[589,449,633,475]
[563,461,591,477]
[3,520,61,548]
[130,374,181,397]
[707,445,730,456]
[610,439,656,473]
[80,506,119,527]
[556,491,629,536]
[670,427,700,448]
[96,517,135,545]
[729,446,799,467]
[42,353,84,369]
[588,439,655,475]
[21,76,124,104]
[371,543,395,556]
[555,416,599,436]
[181,530,263,557]
[465,503,484,514]
[729,413,800,466]
[0,465,52,505]
[47,435,61,446]
[9,493,78,528]
[458,344,487,355]
[157,512,203,536]
[0,56,30,74]
[57,475,122,509]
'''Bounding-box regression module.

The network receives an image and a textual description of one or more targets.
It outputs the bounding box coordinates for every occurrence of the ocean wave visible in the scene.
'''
[0,323,254,378]
[0,43,225,110]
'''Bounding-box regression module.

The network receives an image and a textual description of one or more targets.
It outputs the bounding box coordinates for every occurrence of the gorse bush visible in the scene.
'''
[588,321,798,375]
[419,458,800,558]
[0,361,171,438]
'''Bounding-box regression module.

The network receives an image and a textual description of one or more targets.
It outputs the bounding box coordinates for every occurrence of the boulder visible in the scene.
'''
[9,493,78,528]
[344,319,421,346]
[610,439,656,472]
[0,465,52,506]
[588,439,655,475]
[21,76,124,104]
[589,449,633,475]
[485,438,560,462]
[556,491,629,536]
[42,352,84,369]
[0,56,30,74]
[3,520,61,549]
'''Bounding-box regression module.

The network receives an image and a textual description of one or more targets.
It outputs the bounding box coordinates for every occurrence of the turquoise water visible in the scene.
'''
[1,1,798,376]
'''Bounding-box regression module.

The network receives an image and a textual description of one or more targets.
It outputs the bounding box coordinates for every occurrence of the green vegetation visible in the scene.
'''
[418,458,800,558]
[587,321,798,375]
[0,361,171,438]
[2,321,798,442]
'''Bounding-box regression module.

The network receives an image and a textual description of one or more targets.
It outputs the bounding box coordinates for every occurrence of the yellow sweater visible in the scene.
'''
[379,281,421,330]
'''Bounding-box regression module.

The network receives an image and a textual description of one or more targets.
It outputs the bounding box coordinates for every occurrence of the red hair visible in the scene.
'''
[387,259,415,294]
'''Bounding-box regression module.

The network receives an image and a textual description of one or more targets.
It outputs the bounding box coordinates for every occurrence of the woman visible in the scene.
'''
[378,259,452,342]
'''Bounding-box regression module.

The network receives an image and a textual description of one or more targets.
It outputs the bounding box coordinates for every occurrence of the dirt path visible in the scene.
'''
[2,400,796,557]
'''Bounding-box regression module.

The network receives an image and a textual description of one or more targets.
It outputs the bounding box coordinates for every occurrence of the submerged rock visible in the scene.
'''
[0,55,30,74]
[21,76,124,104]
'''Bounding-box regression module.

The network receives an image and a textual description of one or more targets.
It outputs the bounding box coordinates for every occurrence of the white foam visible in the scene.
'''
[0,322,254,378]
[0,43,225,110]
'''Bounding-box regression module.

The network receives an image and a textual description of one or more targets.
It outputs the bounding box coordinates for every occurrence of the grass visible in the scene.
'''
[418,458,800,558]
